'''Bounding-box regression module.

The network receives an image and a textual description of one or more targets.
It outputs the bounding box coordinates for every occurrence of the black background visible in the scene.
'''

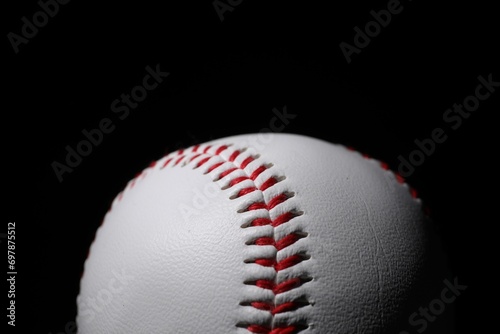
[4,0,498,333]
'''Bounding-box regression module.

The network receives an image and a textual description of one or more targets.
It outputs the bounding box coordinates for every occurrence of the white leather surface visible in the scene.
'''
[76,133,450,333]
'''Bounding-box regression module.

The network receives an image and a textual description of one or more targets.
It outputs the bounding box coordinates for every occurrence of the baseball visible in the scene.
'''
[76,133,450,333]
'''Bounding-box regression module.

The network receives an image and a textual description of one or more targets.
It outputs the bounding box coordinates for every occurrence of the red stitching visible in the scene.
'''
[247,324,299,334]
[207,161,224,173]
[253,233,305,251]
[251,217,272,226]
[253,255,304,271]
[353,147,422,200]
[382,164,420,200]
[105,141,430,333]
[260,177,278,191]
[196,156,211,168]
[274,255,304,271]
[215,144,228,155]
[161,157,173,169]
[218,167,238,179]
[253,277,304,294]
[198,147,309,333]
[229,176,249,187]
[352,148,434,226]
[229,150,241,162]
[275,233,304,250]
[348,146,421,200]
[115,143,310,333]
[189,153,202,162]
[250,300,299,315]
[250,165,267,180]
[237,187,257,197]
[271,212,296,227]
[241,156,254,168]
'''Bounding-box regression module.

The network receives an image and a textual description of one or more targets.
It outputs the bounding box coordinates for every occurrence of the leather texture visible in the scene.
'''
[77,133,451,333]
